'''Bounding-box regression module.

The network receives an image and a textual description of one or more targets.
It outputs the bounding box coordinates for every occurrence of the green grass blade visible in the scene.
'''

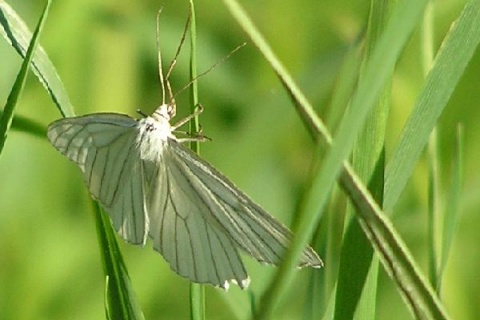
[320,289,336,320]
[93,202,145,320]
[334,0,392,318]
[422,1,439,292]
[222,0,449,319]
[421,1,435,74]
[0,0,51,155]
[427,129,440,289]
[188,0,201,151]
[0,1,74,117]
[384,0,480,211]
[334,220,376,320]
[320,43,363,318]
[0,111,45,139]
[437,125,464,293]
[338,168,448,319]
[261,0,425,316]
[1,3,144,318]
[187,1,206,319]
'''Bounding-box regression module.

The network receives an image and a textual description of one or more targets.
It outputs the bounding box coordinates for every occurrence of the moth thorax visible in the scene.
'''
[136,116,172,161]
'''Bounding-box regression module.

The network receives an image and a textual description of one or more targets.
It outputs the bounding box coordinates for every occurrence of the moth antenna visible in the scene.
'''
[165,13,191,82]
[161,9,192,117]
[156,8,166,105]
[174,42,247,99]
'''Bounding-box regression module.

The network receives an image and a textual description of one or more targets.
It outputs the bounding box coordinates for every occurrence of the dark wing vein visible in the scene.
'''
[170,155,281,262]
[166,139,322,268]
[145,148,249,288]
[47,114,148,245]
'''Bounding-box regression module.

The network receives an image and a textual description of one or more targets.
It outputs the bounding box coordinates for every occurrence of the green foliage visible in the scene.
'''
[0,0,51,154]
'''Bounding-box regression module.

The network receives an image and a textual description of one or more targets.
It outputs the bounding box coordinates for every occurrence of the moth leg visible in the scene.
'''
[175,131,211,144]
[171,103,205,131]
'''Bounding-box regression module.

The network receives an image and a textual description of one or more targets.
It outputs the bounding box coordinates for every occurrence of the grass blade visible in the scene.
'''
[334,1,393,318]
[261,0,425,316]
[427,129,440,289]
[93,202,145,320]
[423,1,439,291]
[384,0,480,211]
[222,0,449,319]
[187,1,206,319]
[320,43,363,316]
[0,0,51,155]
[0,111,45,139]
[338,168,448,319]
[0,1,74,117]
[437,125,464,293]
[0,3,145,318]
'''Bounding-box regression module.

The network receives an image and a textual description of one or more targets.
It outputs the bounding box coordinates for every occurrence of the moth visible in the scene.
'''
[47,11,322,290]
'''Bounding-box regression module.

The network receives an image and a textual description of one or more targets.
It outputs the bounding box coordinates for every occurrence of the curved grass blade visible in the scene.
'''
[222,0,449,319]
[0,1,74,117]
[1,3,145,317]
[384,0,480,211]
[94,202,145,320]
[0,0,51,155]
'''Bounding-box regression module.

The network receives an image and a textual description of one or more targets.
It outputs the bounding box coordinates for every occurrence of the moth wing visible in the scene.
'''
[145,138,321,288]
[47,114,148,245]
[145,152,249,289]
[165,139,322,268]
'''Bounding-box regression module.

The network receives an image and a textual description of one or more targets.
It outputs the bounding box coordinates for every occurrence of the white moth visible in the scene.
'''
[47,103,322,289]
[47,14,322,289]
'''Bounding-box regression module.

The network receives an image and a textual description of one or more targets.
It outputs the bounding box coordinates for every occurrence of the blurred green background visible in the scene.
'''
[1,0,479,319]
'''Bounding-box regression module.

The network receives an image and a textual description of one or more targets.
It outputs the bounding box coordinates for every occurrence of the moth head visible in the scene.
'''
[153,103,175,121]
